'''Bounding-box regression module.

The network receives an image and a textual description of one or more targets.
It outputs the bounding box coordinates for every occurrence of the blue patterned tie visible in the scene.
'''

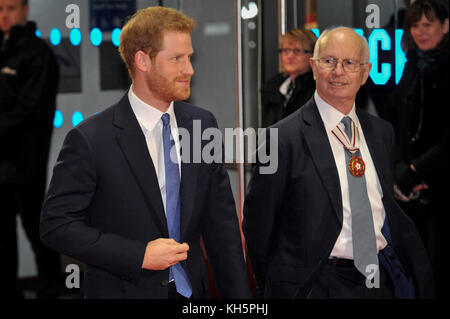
[161,113,192,298]
[341,116,379,279]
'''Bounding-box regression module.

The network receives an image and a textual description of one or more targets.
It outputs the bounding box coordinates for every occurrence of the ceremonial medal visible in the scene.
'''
[348,156,365,177]
[332,118,366,177]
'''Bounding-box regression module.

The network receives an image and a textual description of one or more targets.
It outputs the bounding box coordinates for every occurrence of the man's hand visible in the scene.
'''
[141,238,189,270]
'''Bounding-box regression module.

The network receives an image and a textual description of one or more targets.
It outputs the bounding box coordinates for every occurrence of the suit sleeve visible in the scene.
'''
[200,112,252,299]
[40,127,147,283]
[243,127,287,295]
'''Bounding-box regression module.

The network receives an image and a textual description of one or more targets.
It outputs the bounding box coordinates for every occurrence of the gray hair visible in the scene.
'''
[313,26,370,63]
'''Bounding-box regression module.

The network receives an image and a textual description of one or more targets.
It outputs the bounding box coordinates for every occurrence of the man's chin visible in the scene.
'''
[174,90,190,101]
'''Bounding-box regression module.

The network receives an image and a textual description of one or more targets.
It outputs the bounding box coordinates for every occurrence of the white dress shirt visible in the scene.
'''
[279,76,292,96]
[314,91,388,259]
[128,86,181,214]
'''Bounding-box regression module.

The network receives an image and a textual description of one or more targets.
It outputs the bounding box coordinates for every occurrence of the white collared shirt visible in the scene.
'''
[279,76,292,96]
[314,91,388,259]
[128,86,181,214]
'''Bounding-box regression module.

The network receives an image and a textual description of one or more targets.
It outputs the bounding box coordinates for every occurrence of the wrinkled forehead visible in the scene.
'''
[320,31,365,60]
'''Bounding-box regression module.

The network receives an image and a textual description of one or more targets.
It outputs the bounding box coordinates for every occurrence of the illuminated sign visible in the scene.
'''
[313,28,408,85]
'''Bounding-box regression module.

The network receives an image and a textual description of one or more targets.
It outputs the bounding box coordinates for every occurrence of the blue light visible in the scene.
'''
[53,110,63,128]
[312,28,320,38]
[369,29,391,85]
[354,28,364,38]
[49,28,62,46]
[70,28,82,46]
[112,28,121,47]
[35,29,41,38]
[395,29,407,84]
[90,28,102,46]
[72,111,84,127]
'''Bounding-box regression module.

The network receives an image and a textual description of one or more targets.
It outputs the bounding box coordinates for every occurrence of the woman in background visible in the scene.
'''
[386,0,448,298]
[261,28,317,127]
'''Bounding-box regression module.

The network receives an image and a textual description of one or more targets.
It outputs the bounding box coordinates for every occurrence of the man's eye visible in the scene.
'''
[324,58,335,64]
[344,60,356,66]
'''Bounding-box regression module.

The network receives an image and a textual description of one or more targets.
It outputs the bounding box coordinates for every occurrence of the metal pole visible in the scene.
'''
[257,0,262,128]
[278,0,286,73]
[293,0,298,29]
[234,0,246,255]
[279,0,286,35]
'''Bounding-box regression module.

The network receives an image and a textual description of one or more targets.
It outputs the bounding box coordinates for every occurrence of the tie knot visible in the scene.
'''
[161,113,170,126]
[340,116,353,140]
[341,116,352,129]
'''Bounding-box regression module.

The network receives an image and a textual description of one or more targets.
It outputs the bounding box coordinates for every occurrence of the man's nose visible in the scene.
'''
[333,61,345,75]
[183,60,194,76]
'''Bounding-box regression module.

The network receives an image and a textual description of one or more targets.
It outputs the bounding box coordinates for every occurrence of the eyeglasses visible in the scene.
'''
[314,57,368,73]
[279,48,313,56]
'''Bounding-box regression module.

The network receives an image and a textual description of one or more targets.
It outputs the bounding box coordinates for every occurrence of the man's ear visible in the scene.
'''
[309,57,317,80]
[361,63,372,85]
[134,50,150,72]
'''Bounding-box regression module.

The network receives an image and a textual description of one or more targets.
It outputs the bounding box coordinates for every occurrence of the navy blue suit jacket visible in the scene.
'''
[243,98,434,298]
[40,94,251,299]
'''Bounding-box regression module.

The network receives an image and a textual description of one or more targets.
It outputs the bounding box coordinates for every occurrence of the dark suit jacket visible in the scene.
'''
[243,97,434,299]
[40,94,251,299]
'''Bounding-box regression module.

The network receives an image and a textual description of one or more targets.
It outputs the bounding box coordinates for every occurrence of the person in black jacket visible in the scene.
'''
[385,0,449,298]
[261,28,317,127]
[0,0,60,298]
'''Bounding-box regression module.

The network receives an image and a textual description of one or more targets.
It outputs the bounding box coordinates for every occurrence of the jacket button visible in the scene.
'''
[161,279,169,287]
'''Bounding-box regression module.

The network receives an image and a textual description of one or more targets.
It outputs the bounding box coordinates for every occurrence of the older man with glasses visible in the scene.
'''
[244,27,434,299]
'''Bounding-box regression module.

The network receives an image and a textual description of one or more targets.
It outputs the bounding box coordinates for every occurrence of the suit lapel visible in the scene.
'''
[302,99,343,224]
[357,110,399,249]
[174,102,197,242]
[114,94,169,236]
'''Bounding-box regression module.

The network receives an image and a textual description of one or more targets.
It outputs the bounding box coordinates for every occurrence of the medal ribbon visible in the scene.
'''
[332,118,366,177]
[331,119,360,153]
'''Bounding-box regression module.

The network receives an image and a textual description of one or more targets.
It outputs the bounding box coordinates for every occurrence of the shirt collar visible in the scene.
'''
[128,85,177,133]
[314,90,359,130]
[279,77,292,95]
